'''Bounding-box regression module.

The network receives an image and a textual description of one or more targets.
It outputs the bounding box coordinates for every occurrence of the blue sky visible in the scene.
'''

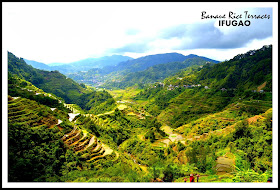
[2,2,276,64]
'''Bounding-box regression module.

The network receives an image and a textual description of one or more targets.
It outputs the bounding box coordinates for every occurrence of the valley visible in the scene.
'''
[7,45,273,183]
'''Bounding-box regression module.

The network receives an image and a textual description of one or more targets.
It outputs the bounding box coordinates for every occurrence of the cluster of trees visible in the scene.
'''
[8,96,73,181]
[76,108,166,148]
[184,107,272,180]
[196,45,272,91]
[8,73,66,109]
[77,90,116,115]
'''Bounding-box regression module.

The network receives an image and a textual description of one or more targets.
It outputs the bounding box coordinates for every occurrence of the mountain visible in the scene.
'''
[24,55,133,74]
[103,56,218,89]
[48,55,132,74]
[102,52,219,74]
[8,52,116,114]
[24,59,52,71]
[68,55,133,68]
[67,53,219,88]
[134,45,272,128]
[196,45,272,90]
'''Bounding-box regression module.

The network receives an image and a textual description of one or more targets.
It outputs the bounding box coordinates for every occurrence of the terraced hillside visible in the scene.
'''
[175,100,272,140]
[8,96,58,128]
[8,95,70,182]
[61,125,118,164]
[8,94,120,181]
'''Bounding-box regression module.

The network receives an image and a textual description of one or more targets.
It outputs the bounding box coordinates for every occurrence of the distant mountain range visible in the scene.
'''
[24,55,133,74]
[23,59,53,71]
[23,52,221,89]
[67,52,220,88]
[24,52,219,76]
[102,56,219,88]
[101,53,219,74]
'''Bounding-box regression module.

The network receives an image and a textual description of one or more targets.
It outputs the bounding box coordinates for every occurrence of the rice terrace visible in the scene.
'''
[4,2,276,188]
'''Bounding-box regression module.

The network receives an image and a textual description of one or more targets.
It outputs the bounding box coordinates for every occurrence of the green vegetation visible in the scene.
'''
[196,45,272,90]
[8,96,72,181]
[134,45,272,128]
[8,52,116,115]
[66,53,218,89]
[102,57,217,89]
[7,45,273,183]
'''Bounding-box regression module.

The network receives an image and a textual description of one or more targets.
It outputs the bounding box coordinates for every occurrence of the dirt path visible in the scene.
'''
[257,81,267,92]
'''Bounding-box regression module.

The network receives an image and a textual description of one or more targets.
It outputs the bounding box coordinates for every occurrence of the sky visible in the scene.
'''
[2,2,277,64]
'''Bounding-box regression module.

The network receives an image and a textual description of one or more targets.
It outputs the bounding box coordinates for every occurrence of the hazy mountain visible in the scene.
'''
[24,59,52,71]
[24,55,133,74]
[69,53,219,88]
[103,56,218,88]
[50,55,133,74]
[102,52,219,74]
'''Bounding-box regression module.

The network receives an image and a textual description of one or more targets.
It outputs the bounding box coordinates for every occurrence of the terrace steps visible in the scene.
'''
[61,126,117,164]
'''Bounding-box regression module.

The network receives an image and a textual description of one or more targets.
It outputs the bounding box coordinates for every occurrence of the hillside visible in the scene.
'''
[67,53,219,88]
[102,53,219,74]
[7,45,273,183]
[103,57,217,89]
[196,45,272,91]
[7,93,119,182]
[8,52,116,114]
[23,58,52,71]
[8,95,71,181]
[134,45,272,128]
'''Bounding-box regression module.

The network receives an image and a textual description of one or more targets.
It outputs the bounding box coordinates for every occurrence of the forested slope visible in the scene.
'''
[134,45,272,128]
[103,56,217,89]
[8,52,116,114]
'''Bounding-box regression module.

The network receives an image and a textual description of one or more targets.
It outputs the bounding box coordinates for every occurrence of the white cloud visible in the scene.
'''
[174,36,273,61]
[2,2,277,63]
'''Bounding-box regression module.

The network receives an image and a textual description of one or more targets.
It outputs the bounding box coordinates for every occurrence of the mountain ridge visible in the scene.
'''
[66,53,219,88]
[101,52,219,74]
[24,55,133,74]
[8,51,116,114]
